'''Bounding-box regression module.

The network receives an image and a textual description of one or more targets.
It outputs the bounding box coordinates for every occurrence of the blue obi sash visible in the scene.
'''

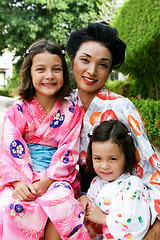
[27,143,57,172]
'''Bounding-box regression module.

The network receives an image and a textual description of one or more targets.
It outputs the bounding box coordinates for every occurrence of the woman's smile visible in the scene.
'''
[83,76,98,84]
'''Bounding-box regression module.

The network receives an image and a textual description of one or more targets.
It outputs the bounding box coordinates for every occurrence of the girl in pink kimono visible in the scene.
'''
[0,39,91,240]
[79,120,154,239]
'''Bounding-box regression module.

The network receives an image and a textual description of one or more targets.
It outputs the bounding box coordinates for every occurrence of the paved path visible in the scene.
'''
[0,95,160,159]
[0,95,17,136]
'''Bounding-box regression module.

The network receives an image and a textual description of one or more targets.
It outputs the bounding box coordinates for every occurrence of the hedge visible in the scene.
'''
[112,0,160,100]
[130,98,160,147]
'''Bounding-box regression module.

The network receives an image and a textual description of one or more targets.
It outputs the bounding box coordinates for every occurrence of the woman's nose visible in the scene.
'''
[87,63,97,76]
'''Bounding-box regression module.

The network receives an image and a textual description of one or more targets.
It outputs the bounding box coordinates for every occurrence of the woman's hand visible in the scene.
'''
[12,181,36,201]
[143,219,160,240]
[85,201,107,226]
[32,177,54,198]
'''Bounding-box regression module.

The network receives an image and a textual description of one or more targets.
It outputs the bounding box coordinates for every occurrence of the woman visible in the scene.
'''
[65,22,160,239]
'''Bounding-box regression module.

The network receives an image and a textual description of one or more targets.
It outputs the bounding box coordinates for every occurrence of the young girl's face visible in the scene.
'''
[92,140,126,182]
[31,51,63,102]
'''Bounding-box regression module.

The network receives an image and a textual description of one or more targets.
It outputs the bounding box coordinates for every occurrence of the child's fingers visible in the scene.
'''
[28,183,36,195]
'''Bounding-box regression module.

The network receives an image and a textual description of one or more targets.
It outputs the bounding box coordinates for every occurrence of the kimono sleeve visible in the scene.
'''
[106,177,150,240]
[0,102,33,189]
[44,104,84,183]
[86,177,100,204]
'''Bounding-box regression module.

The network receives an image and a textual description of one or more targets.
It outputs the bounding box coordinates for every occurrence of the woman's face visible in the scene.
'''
[73,41,112,96]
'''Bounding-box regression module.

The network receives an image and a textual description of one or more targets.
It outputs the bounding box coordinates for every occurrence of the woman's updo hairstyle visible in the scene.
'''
[65,22,126,70]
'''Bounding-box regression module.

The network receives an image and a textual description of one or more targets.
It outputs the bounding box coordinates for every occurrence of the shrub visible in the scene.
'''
[105,79,139,98]
[112,0,160,99]
[130,98,160,147]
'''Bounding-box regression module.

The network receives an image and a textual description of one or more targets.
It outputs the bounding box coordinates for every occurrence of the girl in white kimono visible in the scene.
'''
[79,120,154,239]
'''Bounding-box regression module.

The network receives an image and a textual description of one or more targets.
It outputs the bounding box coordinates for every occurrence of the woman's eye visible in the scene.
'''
[80,58,89,63]
[100,63,108,68]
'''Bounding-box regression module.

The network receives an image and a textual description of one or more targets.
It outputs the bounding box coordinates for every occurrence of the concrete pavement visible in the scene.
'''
[0,95,17,136]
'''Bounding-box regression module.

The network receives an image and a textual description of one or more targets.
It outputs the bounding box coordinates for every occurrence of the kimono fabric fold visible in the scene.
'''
[0,97,91,240]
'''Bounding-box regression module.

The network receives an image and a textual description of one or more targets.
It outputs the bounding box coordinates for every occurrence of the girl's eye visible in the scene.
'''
[94,157,101,161]
[36,68,44,71]
[110,158,116,161]
[53,68,62,72]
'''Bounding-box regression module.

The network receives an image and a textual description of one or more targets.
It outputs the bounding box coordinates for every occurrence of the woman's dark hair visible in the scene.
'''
[86,120,137,175]
[65,22,126,71]
[18,39,71,101]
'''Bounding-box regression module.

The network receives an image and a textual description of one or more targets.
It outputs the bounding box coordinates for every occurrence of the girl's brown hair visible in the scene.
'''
[86,120,137,175]
[18,39,71,101]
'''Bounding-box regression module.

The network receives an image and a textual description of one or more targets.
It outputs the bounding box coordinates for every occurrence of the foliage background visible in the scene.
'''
[112,0,160,100]
[0,0,105,59]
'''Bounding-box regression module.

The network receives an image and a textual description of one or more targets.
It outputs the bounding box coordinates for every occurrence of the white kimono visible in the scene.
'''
[87,173,151,240]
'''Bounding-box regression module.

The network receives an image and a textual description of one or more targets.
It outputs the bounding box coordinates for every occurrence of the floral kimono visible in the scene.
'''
[0,97,91,240]
[87,174,151,240]
[70,87,160,238]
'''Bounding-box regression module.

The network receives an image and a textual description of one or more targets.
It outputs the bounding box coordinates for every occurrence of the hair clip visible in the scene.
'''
[88,131,93,138]
[23,49,30,57]
[127,132,132,136]
[61,50,65,56]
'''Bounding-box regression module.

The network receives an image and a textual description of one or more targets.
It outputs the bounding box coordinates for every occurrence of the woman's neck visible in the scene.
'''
[78,89,96,112]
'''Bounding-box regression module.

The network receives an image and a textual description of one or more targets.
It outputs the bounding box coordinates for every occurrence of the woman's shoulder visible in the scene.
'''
[97,88,133,104]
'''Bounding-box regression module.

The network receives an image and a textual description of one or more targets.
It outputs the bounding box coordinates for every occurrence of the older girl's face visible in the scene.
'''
[73,41,112,96]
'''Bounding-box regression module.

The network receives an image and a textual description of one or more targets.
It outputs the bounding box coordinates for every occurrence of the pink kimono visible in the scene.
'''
[0,97,91,240]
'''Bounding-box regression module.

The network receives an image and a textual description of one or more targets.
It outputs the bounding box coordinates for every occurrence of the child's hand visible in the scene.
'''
[79,195,90,213]
[32,177,54,198]
[86,202,107,226]
[12,181,36,201]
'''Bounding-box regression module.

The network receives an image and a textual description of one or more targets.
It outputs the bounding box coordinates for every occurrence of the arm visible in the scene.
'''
[143,219,160,240]
[0,102,33,189]
[105,177,150,239]
[12,181,36,201]
[32,177,54,198]
[79,195,91,213]
[44,103,84,183]
[12,178,54,201]
[85,201,107,226]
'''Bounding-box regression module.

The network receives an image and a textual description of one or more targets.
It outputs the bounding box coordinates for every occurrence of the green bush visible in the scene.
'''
[105,79,139,98]
[130,98,160,147]
[0,89,12,97]
[112,0,160,100]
